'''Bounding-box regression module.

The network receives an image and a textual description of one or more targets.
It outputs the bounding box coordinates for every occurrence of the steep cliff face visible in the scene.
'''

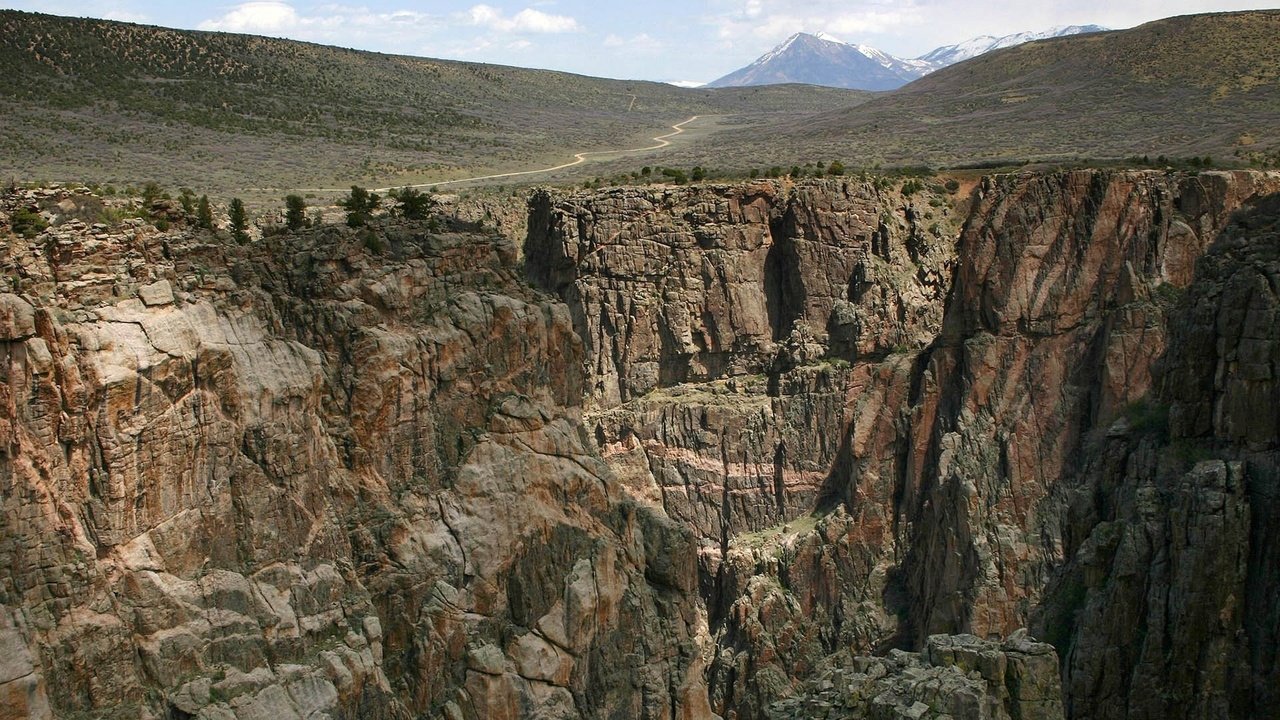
[3,168,1278,720]
[526,171,1280,720]
[1044,188,1280,720]
[526,180,955,545]
[0,193,711,720]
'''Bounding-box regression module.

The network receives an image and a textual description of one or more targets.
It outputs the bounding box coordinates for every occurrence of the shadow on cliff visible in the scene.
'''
[1029,189,1280,720]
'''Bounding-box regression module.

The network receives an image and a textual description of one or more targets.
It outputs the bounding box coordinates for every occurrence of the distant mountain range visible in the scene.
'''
[707,25,1108,91]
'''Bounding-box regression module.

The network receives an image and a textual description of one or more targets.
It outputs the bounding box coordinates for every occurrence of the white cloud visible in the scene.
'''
[709,0,924,45]
[198,1,447,52]
[667,80,706,88]
[198,1,300,33]
[465,5,580,33]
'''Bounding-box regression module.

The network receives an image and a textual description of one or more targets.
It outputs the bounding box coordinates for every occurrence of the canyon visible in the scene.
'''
[2,168,1278,720]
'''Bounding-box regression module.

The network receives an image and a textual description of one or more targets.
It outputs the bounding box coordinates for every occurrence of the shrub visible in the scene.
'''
[362,229,387,254]
[10,207,47,238]
[944,178,960,193]
[391,187,435,220]
[661,168,687,184]
[1123,399,1169,440]
[827,161,845,176]
[197,195,214,230]
[178,188,197,218]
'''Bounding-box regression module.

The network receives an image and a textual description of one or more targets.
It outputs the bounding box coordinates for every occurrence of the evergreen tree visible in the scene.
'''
[178,188,197,219]
[341,185,380,227]
[196,195,214,230]
[392,187,435,220]
[228,198,249,244]
[284,194,307,231]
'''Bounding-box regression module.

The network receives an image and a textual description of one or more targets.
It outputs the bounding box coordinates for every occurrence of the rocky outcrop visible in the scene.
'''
[526,179,956,545]
[0,188,712,720]
[768,632,1063,720]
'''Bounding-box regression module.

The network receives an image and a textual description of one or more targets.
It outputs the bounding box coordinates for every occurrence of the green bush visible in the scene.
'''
[1123,399,1169,439]
[197,195,214,230]
[390,187,435,220]
[10,207,47,238]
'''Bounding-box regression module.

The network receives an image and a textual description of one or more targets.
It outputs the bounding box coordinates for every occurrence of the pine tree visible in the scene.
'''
[196,195,214,230]
[340,185,380,227]
[392,187,435,220]
[228,198,249,244]
[284,194,307,231]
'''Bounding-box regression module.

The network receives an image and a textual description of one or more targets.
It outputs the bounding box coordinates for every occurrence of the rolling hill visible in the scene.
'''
[2,10,1278,195]
[660,11,1280,172]
[0,11,866,195]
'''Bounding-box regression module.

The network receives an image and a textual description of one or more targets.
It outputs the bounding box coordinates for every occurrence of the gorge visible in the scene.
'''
[2,168,1278,720]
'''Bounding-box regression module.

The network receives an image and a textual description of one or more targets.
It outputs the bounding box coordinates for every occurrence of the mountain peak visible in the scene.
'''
[709,23,1107,91]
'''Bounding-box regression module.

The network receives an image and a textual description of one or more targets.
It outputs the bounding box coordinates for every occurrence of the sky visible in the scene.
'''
[2,0,1275,85]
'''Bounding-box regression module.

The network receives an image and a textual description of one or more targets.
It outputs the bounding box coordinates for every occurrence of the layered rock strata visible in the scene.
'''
[3,169,1279,720]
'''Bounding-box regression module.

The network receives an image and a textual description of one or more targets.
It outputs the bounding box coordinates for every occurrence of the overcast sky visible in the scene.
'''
[2,0,1274,85]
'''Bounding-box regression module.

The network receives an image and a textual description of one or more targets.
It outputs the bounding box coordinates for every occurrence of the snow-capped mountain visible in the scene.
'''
[705,31,933,91]
[707,25,1107,91]
[918,25,1109,66]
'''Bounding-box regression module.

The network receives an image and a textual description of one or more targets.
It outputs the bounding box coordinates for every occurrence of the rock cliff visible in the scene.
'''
[0,191,711,720]
[526,171,1280,720]
[2,168,1279,720]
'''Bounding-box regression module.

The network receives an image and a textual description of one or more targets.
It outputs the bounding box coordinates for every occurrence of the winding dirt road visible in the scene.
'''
[371,115,701,192]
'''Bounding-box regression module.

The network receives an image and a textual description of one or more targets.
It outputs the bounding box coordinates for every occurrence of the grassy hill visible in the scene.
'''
[0,11,865,196]
[3,10,1278,196]
[644,11,1280,172]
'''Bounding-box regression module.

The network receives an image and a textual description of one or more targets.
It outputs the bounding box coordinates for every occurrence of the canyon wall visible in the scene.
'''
[1,169,1277,720]
[526,171,1280,720]
[0,198,712,720]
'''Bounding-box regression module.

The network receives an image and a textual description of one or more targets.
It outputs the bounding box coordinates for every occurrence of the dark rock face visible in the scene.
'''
[1046,189,1280,720]
[526,172,1280,720]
